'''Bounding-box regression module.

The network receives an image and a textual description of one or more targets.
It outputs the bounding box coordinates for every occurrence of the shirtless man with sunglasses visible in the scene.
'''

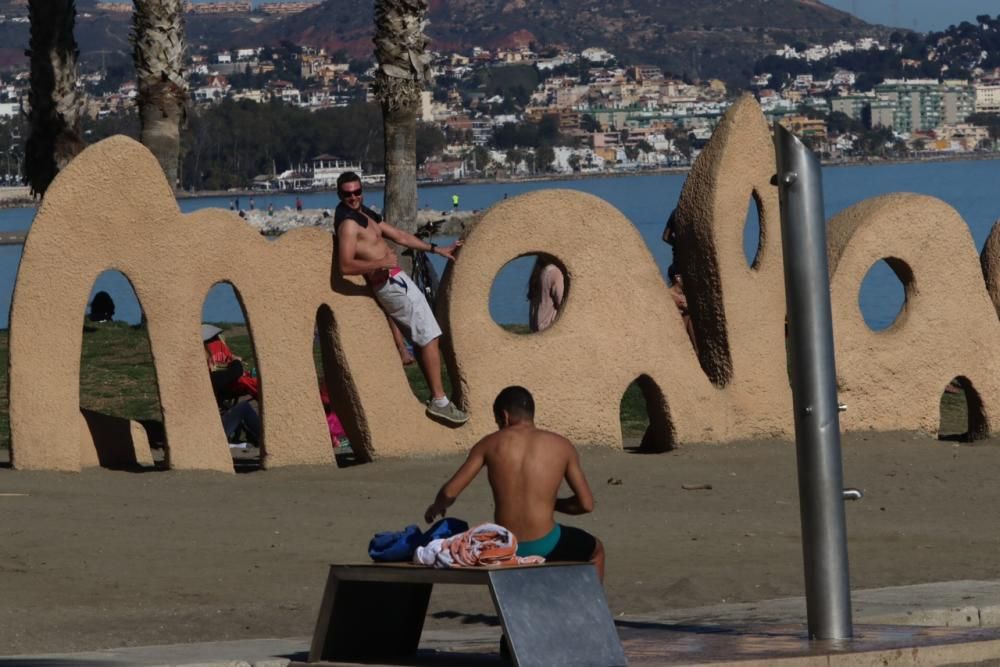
[334,171,468,424]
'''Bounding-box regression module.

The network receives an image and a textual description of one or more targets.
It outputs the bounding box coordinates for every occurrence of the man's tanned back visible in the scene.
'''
[482,423,579,543]
[424,386,602,579]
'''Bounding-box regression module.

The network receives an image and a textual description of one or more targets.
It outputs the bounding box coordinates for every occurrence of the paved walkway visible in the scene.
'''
[7,579,1000,666]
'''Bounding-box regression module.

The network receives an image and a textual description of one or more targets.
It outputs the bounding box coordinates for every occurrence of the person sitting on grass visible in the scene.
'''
[203,324,259,401]
[88,290,115,323]
[424,386,604,580]
[203,325,260,446]
[218,393,260,447]
[334,171,467,425]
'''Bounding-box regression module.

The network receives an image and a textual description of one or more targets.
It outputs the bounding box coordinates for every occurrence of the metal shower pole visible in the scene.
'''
[773,123,853,640]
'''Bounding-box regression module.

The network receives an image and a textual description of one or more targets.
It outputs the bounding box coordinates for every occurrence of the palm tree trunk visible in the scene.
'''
[138,96,184,188]
[24,0,86,197]
[373,0,431,234]
[382,102,417,230]
[132,0,188,190]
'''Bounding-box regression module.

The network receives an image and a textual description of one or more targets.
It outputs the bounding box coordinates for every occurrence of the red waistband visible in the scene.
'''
[366,266,402,289]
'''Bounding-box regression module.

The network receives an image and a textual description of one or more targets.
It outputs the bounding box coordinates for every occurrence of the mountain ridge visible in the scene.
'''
[257,0,894,82]
[0,0,896,83]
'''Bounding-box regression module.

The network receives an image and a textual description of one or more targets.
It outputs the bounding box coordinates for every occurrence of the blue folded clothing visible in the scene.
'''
[368,518,469,562]
[420,517,469,546]
[368,525,422,562]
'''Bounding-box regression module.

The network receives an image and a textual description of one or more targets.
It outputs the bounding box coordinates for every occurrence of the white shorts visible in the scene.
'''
[374,271,442,347]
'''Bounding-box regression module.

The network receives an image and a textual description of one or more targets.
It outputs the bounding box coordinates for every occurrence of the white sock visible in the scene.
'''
[432,396,450,408]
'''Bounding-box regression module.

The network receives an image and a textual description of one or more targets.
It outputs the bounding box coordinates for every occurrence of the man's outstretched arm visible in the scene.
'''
[424,439,487,523]
[379,222,463,261]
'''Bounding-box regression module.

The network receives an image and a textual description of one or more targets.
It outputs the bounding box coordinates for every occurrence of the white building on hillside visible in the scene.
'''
[581,47,615,64]
[310,154,362,189]
[537,52,578,71]
[975,81,1000,113]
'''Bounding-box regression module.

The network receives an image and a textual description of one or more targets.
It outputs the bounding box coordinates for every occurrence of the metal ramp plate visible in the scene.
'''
[488,564,626,667]
[308,563,626,666]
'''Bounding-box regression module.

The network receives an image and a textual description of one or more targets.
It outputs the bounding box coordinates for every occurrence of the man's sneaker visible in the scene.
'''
[426,400,469,425]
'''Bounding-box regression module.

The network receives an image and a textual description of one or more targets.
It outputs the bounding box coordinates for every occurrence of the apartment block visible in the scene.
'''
[873,79,975,132]
[975,82,1000,114]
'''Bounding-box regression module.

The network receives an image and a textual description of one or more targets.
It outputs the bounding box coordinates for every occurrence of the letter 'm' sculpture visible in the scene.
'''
[8,95,1000,471]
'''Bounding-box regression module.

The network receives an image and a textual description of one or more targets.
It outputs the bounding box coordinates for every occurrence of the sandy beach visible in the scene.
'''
[2,431,1000,655]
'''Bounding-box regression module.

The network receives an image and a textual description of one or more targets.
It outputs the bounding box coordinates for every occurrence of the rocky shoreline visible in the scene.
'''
[0,196,479,242]
[0,186,33,210]
[245,207,479,237]
[5,151,1000,213]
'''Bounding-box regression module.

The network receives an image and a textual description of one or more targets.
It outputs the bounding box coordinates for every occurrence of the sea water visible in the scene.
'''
[0,158,998,330]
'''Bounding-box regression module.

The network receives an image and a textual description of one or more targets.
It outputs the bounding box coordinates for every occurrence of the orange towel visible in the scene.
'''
[432,523,544,568]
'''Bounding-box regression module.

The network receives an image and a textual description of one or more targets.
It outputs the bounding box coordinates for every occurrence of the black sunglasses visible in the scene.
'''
[339,187,363,198]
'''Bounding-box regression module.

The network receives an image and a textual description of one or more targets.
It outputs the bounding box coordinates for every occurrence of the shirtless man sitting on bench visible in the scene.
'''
[424,386,605,580]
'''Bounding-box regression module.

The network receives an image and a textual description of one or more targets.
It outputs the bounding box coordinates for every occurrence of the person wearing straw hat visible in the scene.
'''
[202,324,259,401]
[202,324,261,446]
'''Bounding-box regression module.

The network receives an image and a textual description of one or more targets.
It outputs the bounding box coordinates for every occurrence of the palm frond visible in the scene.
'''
[373,0,432,112]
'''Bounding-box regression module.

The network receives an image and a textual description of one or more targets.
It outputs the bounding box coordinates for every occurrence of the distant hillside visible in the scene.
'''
[0,2,274,71]
[258,0,894,83]
[752,13,1000,88]
[0,0,896,83]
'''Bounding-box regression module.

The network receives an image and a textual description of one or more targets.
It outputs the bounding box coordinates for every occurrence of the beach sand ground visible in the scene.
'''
[2,432,998,655]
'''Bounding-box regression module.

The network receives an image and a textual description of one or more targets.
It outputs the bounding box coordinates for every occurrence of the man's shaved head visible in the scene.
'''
[493,386,535,424]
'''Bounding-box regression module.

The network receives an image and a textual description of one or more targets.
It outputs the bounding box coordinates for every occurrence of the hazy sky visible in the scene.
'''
[823,0,999,32]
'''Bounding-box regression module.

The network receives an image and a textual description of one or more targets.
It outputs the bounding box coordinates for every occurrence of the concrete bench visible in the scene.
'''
[309,562,626,666]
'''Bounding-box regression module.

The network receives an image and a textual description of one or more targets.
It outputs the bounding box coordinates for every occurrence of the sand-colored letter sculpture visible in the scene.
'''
[7,96,999,471]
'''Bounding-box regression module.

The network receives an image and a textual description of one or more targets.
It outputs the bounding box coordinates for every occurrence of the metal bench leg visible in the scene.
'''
[488,565,627,667]
[309,572,433,662]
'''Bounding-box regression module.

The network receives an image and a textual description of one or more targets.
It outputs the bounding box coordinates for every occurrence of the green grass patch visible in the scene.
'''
[619,382,649,437]
[939,385,969,439]
[78,322,163,421]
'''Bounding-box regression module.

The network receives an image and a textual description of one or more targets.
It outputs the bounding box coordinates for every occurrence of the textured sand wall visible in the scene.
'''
[8,96,997,471]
